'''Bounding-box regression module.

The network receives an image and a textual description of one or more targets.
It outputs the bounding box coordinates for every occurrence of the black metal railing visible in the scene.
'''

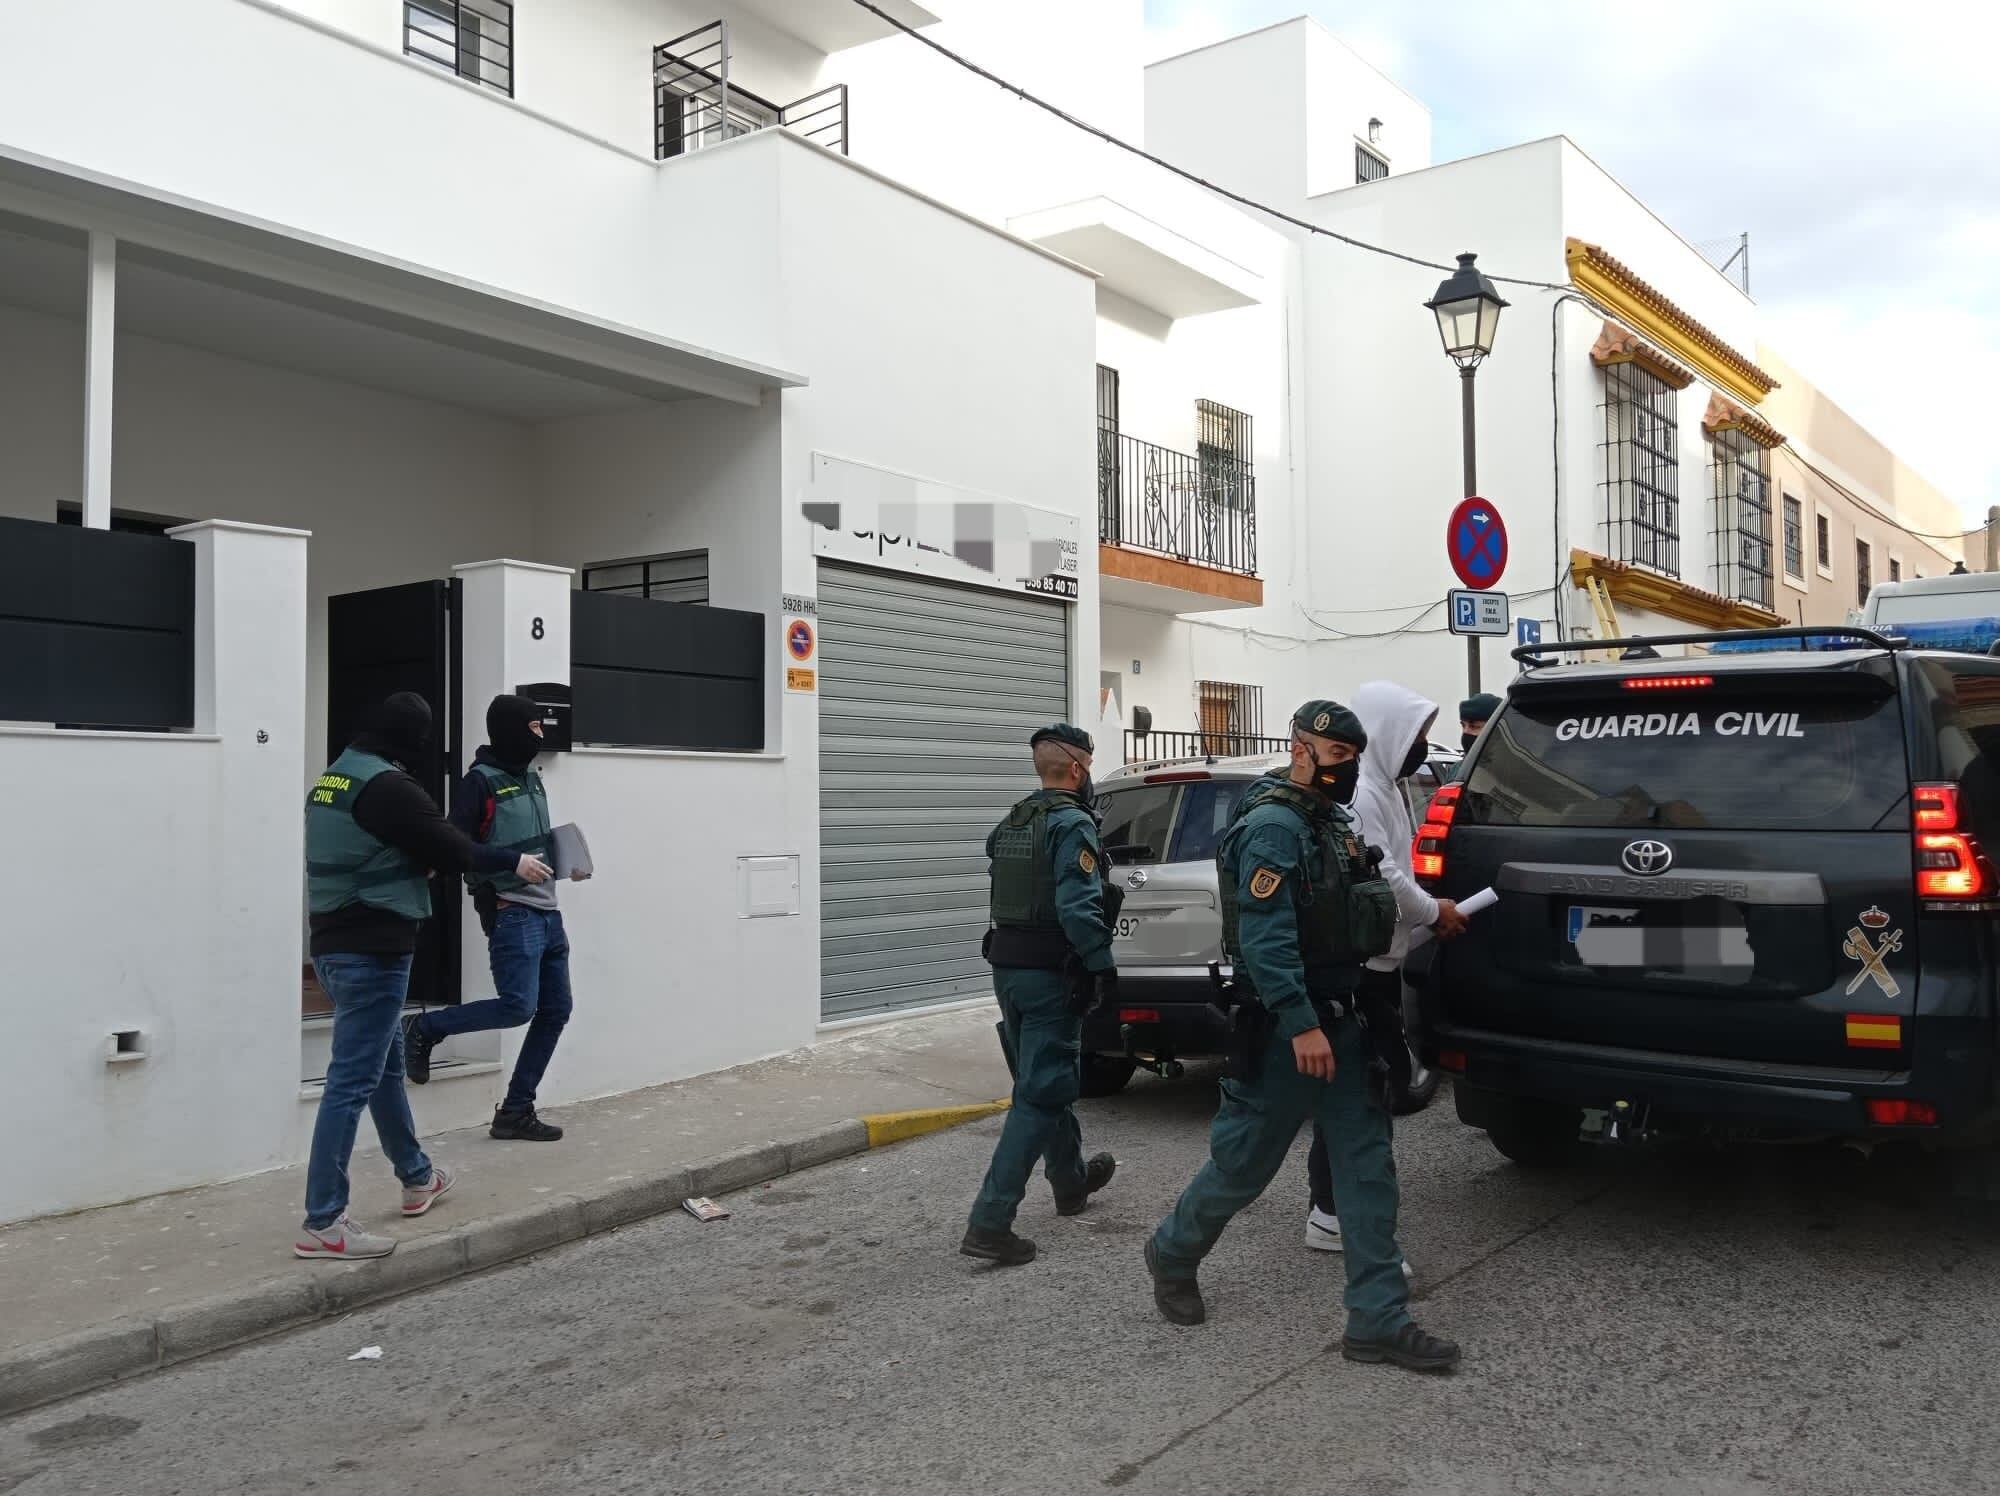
[1124,730,1288,765]
[654,21,849,159]
[405,0,513,97]
[1097,426,1257,576]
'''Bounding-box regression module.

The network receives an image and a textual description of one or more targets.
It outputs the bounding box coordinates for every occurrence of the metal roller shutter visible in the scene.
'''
[818,565,1070,1019]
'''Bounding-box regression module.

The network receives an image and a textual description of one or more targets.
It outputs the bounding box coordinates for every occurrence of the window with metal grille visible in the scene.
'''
[1856,540,1873,608]
[1097,364,1121,537]
[1600,362,1680,576]
[405,0,513,96]
[1196,399,1253,511]
[1816,512,1832,572]
[1710,429,1773,609]
[580,550,709,605]
[1355,144,1389,183]
[1196,681,1262,754]
[1889,556,1903,583]
[1781,493,1804,581]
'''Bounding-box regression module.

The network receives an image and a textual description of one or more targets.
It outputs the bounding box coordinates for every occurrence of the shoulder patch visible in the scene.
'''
[1078,848,1096,875]
[1249,867,1283,900]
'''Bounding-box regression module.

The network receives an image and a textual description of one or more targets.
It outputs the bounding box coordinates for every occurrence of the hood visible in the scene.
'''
[1351,680,1439,793]
[350,691,433,769]
[485,692,544,770]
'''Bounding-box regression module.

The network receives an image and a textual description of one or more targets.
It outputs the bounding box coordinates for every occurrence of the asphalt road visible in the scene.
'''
[5,1072,2000,1496]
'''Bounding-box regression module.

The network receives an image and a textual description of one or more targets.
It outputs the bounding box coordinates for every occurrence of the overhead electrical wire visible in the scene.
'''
[843,0,1570,293]
[842,0,1984,604]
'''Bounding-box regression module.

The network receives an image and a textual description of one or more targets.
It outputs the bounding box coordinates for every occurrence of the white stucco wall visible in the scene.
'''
[0,0,790,369]
[3,524,308,1224]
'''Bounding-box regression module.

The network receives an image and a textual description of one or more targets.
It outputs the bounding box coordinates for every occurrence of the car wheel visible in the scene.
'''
[1079,1054,1139,1098]
[1482,1097,1585,1168]
[1393,1052,1441,1116]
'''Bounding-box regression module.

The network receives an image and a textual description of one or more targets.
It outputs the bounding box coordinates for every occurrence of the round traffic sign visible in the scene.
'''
[786,618,816,662]
[1447,497,1508,590]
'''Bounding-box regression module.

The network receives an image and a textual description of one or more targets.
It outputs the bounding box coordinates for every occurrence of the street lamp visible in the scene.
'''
[1425,252,1508,693]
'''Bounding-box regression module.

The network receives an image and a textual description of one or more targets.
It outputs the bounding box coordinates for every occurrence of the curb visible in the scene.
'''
[0,1103,1002,1420]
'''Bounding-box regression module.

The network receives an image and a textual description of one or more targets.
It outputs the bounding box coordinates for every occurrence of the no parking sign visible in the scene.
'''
[1447,497,1508,590]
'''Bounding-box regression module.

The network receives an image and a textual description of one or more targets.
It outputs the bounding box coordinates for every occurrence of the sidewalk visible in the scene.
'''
[0,1005,1009,1417]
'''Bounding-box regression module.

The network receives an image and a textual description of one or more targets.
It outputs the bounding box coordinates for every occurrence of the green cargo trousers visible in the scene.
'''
[1150,1015,1410,1340]
[968,969,1088,1232]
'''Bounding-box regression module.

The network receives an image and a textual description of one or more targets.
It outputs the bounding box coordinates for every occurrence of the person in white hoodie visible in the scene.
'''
[1304,681,1468,1260]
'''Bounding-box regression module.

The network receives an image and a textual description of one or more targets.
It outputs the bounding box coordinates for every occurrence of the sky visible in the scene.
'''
[1142,0,2000,528]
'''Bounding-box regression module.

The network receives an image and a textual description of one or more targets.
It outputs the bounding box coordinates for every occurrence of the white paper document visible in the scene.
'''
[1458,886,1499,917]
[549,823,594,881]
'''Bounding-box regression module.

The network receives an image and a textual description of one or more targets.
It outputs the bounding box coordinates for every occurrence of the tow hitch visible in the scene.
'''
[1580,1099,1655,1145]
[1120,1024,1186,1080]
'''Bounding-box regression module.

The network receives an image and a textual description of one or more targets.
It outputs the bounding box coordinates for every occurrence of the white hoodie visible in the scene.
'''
[1349,680,1441,971]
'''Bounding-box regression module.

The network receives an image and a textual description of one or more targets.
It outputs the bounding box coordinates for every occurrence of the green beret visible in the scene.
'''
[1290,700,1366,751]
[1030,723,1095,754]
[1460,693,1502,723]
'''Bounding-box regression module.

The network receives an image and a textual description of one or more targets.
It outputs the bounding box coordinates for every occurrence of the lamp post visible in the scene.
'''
[1425,252,1508,694]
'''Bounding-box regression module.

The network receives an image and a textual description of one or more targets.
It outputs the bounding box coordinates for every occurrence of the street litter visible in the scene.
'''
[683,1197,730,1222]
[348,1346,383,1361]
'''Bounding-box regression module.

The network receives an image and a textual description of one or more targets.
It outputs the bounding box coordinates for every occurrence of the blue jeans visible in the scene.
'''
[419,905,573,1112]
[305,953,433,1230]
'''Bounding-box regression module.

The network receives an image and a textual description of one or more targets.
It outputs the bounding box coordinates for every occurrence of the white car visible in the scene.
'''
[1082,745,1459,1097]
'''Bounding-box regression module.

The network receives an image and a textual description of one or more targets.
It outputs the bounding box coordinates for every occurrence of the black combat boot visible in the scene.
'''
[1053,1152,1118,1216]
[402,1014,436,1086]
[960,1226,1037,1265]
[1341,1323,1462,1373]
[490,1105,564,1142]
[1145,1239,1206,1326]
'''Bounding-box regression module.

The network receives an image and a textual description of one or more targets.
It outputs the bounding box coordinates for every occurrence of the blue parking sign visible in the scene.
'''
[1517,618,1542,646]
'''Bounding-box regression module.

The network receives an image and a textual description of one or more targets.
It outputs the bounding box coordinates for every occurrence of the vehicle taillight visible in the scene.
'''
[1118,1008,1161,1024]
[1412,783,1461,882]
[1144,771,1212,784]
[1621,674,1714,691]
[1437,1049,1467,1074]
[1912,781,1992,900]
[1865,1099,1938,1127]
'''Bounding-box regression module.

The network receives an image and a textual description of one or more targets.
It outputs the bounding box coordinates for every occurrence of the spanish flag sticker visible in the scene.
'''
[1845,1013,1902,1050]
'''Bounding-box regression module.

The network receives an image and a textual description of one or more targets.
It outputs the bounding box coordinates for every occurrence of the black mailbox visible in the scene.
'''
[515,681,573,753]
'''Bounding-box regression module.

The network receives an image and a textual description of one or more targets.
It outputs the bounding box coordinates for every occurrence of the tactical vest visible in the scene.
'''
[464,761,552,895]
[1218,775,1396,993]
[305,749,433,921]
[987,793,1124,966]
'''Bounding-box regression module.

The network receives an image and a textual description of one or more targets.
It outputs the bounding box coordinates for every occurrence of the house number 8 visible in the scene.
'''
[531,617,545,640]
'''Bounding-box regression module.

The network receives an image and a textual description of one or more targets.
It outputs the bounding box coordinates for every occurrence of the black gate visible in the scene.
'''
[325,578,463,1007]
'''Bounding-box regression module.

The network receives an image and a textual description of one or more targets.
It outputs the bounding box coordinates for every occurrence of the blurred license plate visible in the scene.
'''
[1565,905,1752,971]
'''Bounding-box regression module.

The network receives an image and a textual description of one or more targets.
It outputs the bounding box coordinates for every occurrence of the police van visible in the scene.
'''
[1415,623,2000,1186]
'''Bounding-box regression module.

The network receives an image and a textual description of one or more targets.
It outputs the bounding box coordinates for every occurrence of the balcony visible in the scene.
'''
[1097,427,1262,613]
[655,21,850,159]
[1123,729,1288,765]
[1010,196,1265,322]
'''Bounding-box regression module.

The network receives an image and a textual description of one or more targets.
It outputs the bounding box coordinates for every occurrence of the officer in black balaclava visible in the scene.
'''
[1458,694,1502,755]
[297,692,552,1261]
[403,694,586,1144]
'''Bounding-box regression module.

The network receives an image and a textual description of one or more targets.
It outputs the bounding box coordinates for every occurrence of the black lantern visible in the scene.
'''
[1425,252,1509,369]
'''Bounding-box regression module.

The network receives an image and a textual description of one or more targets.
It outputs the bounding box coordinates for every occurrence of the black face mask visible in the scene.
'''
[1461,727,1484,753]
[1312,755,1360,806]
[1400,740,1429,780]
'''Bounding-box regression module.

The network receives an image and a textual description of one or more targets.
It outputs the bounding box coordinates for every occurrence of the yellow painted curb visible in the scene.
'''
[862,1100,1010,1148]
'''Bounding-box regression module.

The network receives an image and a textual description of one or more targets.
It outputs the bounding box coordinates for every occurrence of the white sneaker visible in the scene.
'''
[401,1162,456,1218]
[294,1213,396,1260]
[1306,1208,1344,1253]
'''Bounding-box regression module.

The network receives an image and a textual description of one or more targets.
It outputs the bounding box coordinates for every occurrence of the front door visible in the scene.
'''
[324,578,463,1008]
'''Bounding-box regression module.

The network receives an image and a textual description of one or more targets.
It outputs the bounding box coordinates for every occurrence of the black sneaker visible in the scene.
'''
[1341,1323,1462,1373]
[1054,1152,1117,1216]
[959,1225,1037,1266]
[402,1014,436,1086]
[1144,1239,1206,1326]
[490,1106,564,1142]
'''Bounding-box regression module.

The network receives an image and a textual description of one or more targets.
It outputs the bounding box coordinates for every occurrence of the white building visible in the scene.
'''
[0,3,1964,1224]
[0,0,1114,1224]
